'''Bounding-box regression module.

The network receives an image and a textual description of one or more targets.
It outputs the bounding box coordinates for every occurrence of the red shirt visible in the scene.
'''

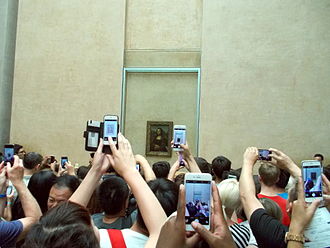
[257,193,290,226]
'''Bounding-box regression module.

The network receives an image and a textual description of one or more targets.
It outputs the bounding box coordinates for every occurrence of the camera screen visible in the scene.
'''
[103,120,118,142]
[88,131,99,148]
[4,147,14,162]
[185,180,211,225]
[61,158,68,167]
[303,166,322,198]
[173,128,186,148]
[258,149,271,161]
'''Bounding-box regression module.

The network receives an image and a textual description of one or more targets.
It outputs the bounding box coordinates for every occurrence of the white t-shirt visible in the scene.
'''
[99,228,148,248]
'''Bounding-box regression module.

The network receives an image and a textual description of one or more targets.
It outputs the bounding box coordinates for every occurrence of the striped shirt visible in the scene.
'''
[229,223,250,248]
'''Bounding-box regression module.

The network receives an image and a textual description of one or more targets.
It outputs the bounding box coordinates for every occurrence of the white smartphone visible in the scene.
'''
[301,160,323,203]
[173,125,186,152]
[184,173,212,231]
[102,115,119,154]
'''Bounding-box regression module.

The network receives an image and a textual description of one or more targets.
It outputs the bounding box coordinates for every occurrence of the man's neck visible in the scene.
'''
[24,168,35,176]
[260,184,281,196]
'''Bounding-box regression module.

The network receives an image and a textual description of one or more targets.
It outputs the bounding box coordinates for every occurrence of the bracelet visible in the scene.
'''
[0,194,6,198]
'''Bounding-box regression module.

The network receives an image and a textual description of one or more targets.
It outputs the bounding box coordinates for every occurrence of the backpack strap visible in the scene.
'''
[107,229,127,248]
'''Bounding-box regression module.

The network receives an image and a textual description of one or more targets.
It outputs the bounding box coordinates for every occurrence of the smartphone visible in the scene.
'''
[61,156,68,169]
[184,173,212,231]
[6,186,13,196]
[173,125,186,152]
[83,120,101,152]
[258,149,272,161]
[302,160,323,203]
[102,115,119,154]
[3,144,15,165]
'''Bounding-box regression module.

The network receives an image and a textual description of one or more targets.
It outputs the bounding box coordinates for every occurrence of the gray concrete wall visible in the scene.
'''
[0,0,18,148]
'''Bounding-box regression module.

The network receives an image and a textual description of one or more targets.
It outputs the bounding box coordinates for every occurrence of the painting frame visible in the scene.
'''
[146,121,173,157]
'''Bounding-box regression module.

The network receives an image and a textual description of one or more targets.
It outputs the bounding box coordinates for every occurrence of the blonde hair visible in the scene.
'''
[217,179,240,218]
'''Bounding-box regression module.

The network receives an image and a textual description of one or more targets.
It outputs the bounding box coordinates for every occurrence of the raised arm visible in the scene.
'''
[7,156,42,240]
[69,140,109,207]
[180,143,201,173]
[0,162,6,218]
[269,148,301,178]
[135,154,156,182]
[239,147,264,221]
[108,134,167,248]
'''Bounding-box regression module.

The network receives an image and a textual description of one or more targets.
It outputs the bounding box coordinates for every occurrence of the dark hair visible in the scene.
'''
[259,198,282,222]
[77,166,90,180]
[12,170,57,219]
[136,178,179,231]
[54,175,80,194]
[98,176,129,215]
[324,165,330,181]
[194,157,211,174]
[253,175,261,194]
[276,169,290,189]
[152,161,170,178]
[211,156,231,179]
[23,152,43,170]
[314,153,324,161]
[29,170,57,213]
[14,144,23,154]
[22,202,99,248]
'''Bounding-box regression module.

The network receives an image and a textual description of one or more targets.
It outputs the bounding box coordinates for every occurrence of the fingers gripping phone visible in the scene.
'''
[102,115,119,154]
[61,156,68,169]
[83,120,101,152]
[184,173,212,231]
[302,160,323,203]
[3,144,15,165]
[258,149,272,161]
[173,125,186,152]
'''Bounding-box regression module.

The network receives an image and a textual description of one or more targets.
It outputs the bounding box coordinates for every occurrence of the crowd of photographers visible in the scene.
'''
[0,136,330,248]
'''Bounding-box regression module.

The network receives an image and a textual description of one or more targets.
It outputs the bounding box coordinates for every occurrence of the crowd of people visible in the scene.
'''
[0,134,330,248]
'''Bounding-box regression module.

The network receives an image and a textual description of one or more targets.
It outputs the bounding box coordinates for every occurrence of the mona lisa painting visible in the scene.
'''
[146,121,173,157]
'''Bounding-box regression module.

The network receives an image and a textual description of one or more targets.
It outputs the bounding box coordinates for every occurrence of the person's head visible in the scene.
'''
[136,178,179,232]
[47,175,80,210]
[14,144,26,159]
[324,165,330,181]
[156,128,163,135]
[98,176,130,216]
[194,157,211,174]
[258,163,280,187]
[28,170,57,213]
[217,179,240,218]
[152,161,170,178]
[259,198,282,222]
[23,152,43,170]
[313,153,324,162]
[77,166,90,180]
[22,202,99,248]
[211,156,231,180]
[275,169,290,189]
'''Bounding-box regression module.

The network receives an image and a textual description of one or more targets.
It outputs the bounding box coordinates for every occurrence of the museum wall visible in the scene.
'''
[11,0,126,164]
[200,0,330,168]
[10,0,330,167]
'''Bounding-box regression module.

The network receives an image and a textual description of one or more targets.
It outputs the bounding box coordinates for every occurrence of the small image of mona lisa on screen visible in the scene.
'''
[146,121,173,157]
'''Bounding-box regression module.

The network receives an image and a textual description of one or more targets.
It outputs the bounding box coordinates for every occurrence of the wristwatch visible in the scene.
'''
[285,232,305,244]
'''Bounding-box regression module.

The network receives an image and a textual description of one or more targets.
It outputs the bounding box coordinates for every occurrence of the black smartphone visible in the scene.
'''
[258,149,272,161]
[3,144,15,165]
[61,156,68,169]
[83,120,101,152]
[102,115,119,154]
